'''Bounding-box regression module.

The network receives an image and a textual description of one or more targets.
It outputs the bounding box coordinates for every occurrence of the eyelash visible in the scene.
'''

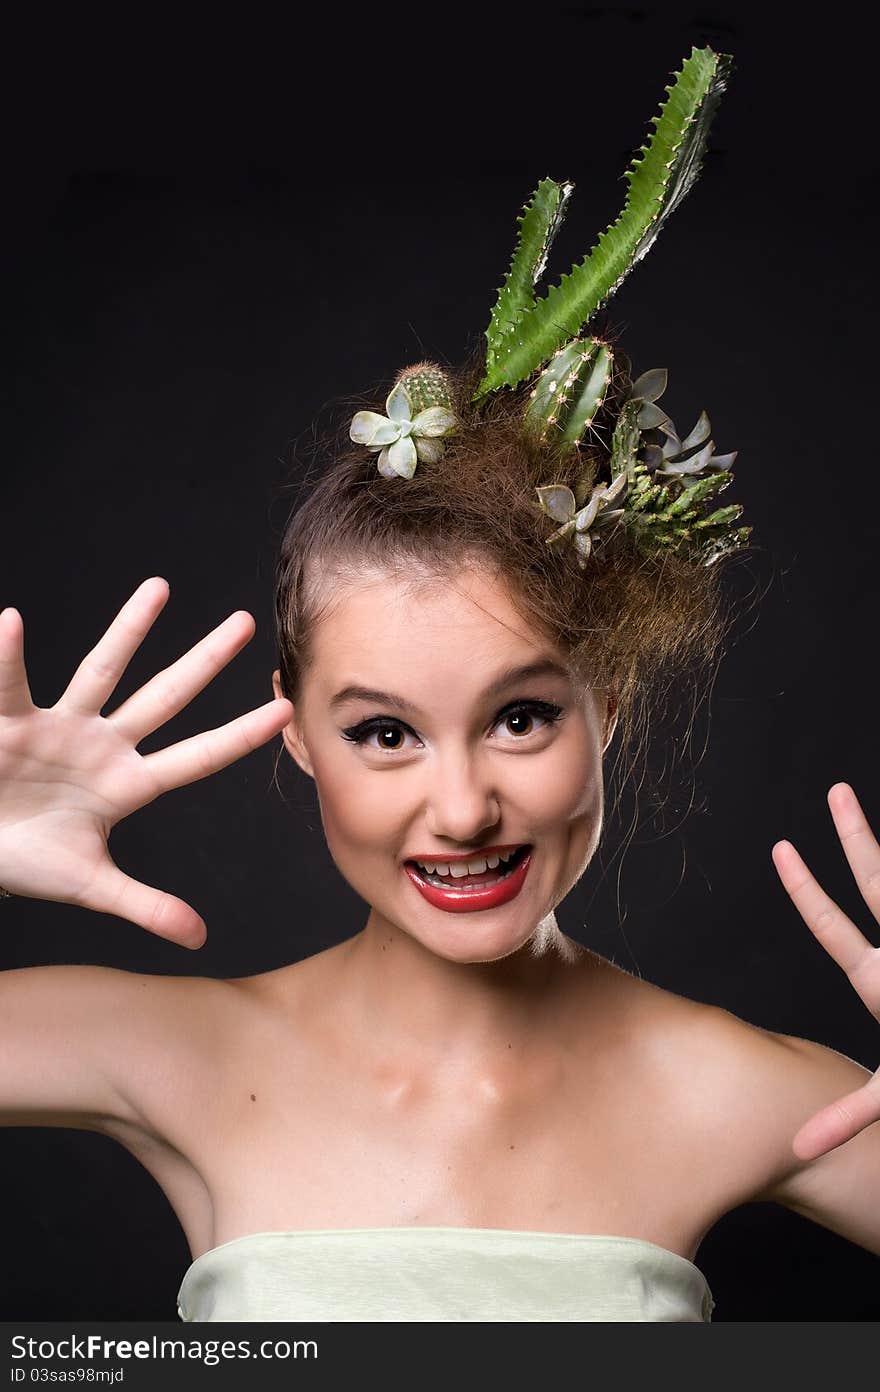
[341,699,565,752]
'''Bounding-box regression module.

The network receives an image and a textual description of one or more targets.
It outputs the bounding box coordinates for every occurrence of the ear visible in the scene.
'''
[271,669,315,779]
[602,688,619,754]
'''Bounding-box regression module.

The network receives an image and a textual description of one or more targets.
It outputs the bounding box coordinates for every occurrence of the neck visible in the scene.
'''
[333,908,586,1068]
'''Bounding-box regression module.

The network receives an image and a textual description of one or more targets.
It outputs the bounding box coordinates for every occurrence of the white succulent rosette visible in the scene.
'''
[535,470,628,568]
[350,382,458,479]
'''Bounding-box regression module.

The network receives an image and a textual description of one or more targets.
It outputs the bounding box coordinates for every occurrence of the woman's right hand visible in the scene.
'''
[0,577,294,948]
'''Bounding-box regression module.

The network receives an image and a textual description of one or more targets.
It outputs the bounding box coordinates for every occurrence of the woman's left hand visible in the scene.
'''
[771,782,880,1160]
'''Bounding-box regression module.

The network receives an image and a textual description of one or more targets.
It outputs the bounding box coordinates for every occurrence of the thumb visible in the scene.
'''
[82,861,207,949]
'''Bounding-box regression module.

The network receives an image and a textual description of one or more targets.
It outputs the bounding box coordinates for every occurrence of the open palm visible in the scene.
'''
[772,783,880,1160]
[0,577,292,947]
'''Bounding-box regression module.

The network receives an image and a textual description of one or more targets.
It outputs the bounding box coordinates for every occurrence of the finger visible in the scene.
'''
[826,783,880,922]
[0,608,35,717]
[792,1073,880,1161]
[106,610,257,745]
[771,840,880,1015]
[81,860,207,949]
[141,696,294,793]
[58,577,171,716]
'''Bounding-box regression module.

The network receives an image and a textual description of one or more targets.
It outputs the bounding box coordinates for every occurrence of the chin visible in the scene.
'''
[396,875,553,964]
[406,918,542,965]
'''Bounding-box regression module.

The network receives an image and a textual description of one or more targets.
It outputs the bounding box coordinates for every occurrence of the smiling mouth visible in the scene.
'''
[405,844,532,890]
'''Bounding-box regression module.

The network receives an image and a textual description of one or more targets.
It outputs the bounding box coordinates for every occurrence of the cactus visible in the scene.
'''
[395,362,454,414]
[350,371,458,478]
[483,178,574,383]
[621,457,750,566]
[349,47,748,570]
[524,338,615,448]
[474,46,732,399]
[538,365,751,568]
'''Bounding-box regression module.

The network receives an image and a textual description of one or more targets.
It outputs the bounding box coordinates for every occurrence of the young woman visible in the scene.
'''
[1,46,878,1323]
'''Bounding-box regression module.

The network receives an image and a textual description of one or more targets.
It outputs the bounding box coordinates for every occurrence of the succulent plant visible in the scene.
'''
[534,470,629,568]
[609,368,751,565]
[626,367,736,483]
[349,46,749,570]
[535,365,751,568]
[350,374,458,479]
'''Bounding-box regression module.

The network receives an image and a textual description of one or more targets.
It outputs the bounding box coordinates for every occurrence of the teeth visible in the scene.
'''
[414,847,523,876]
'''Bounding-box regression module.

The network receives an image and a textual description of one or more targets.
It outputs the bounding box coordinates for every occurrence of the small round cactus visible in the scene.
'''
[394,362,454,415]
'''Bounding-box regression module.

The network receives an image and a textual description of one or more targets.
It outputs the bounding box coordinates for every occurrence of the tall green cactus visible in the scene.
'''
[474,45,732,400]
[483,178,574,385]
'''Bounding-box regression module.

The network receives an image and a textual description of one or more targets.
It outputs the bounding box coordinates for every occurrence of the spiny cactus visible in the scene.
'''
[524,338,615,448]
[483,179,574,385]
[395,362,454,414]
[475,46,732,399]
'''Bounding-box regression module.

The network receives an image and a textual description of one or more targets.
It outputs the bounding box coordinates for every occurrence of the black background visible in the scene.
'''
[2,5,878,1320]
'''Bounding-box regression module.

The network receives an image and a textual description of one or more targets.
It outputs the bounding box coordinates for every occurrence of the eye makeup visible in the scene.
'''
[340,697,565,749]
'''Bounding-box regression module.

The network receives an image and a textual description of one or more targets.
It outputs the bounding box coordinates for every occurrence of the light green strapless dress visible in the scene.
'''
[176,1227,715,1322]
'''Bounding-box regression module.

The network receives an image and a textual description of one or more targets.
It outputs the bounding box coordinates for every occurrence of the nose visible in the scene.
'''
[424,747,502,844]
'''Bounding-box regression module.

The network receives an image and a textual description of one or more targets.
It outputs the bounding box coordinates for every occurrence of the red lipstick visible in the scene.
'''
[403,846,532,914]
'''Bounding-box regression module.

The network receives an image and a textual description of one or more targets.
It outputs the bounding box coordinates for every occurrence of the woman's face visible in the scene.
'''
[272,564,616,964]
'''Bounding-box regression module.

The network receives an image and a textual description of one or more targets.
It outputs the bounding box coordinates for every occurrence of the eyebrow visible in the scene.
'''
[329,658,573,715]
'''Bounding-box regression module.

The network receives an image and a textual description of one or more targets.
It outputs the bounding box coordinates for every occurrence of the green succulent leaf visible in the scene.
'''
[378,436,418,479]
[473,46,733,398]
[411,406,458,437]
[350,411,401,448]
[696,504,743,528]
[678,409,712,451]
[385,383,413,423]
[636,401,671,430]
[664,470,730,515]
[535,483,577,524]
[629,368,668,403]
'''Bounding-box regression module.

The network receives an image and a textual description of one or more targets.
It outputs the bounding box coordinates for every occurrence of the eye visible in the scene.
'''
[340,699,564,754]
[341,719,418,753]
[494,700,564,740]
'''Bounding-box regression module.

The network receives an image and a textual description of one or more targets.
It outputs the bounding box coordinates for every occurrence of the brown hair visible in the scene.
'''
[272,344,745,809]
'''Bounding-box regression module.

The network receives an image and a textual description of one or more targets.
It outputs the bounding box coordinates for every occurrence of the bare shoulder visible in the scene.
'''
[628,977,879,1246]
[89,968,244,1133]
[106,944,331,1059]
[107,948,334,1122]
[683,1003,873,1193]
[579,961,862,1214]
